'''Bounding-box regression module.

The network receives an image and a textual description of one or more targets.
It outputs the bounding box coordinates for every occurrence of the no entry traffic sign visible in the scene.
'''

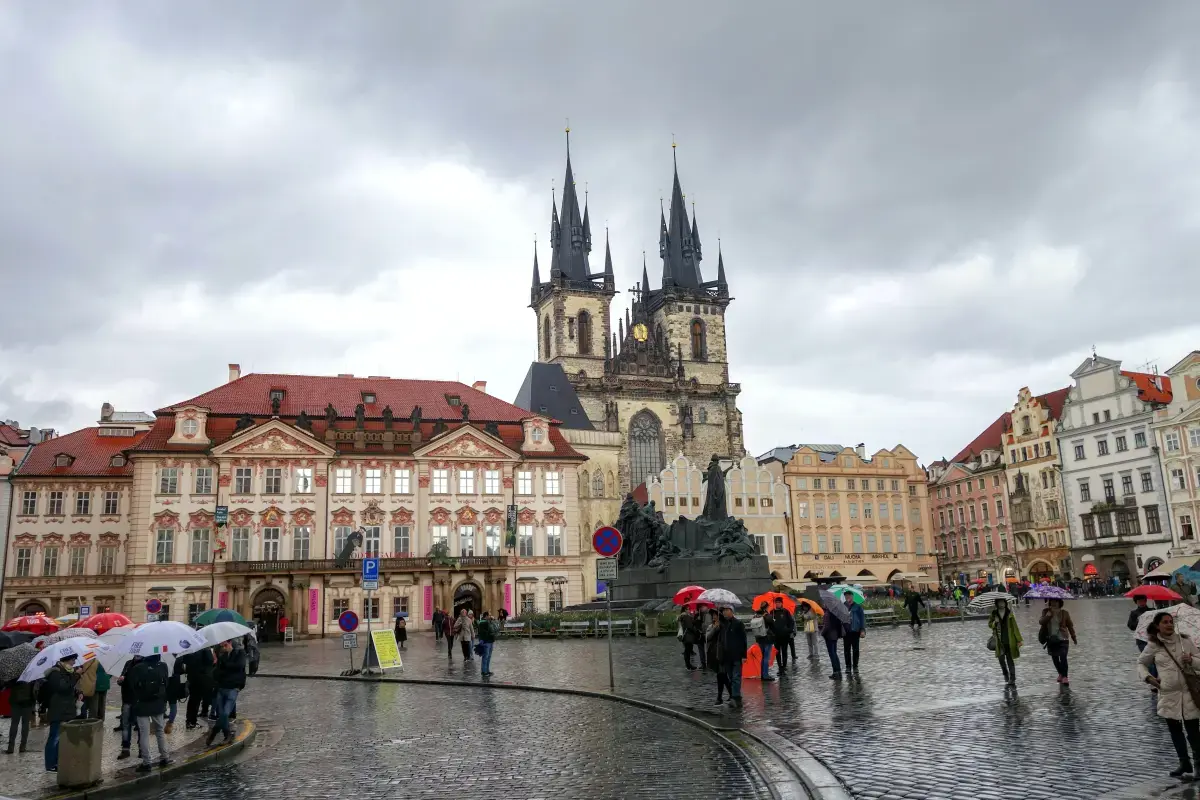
[592,526,623,557]
[338,610,360,633]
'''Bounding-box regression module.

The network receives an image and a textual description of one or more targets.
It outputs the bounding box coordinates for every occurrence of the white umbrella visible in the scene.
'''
[968,591,1018,609]
[1135,603,1200,642]
[98,624,139,646]
[19,637,111,683]
[696,588,741,607]
[199,621,255,647]
[100,621,206,674]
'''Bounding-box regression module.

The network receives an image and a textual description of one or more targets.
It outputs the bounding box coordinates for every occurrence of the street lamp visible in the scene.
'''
[933,549,947,586]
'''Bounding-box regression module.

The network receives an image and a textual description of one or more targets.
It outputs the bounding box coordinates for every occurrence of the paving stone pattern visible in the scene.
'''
[138,682,771,800]
[265,600,1185,799]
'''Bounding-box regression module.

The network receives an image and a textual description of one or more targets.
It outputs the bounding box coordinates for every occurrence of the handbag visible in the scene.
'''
[986,635,997,652]
[804,619,817,635]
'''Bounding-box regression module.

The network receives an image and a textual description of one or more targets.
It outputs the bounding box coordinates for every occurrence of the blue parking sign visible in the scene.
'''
[362,558,380,582]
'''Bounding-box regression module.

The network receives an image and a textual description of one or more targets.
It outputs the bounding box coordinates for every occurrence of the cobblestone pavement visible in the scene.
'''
[138,680,772,800]
[0,703,208,799]
[261,600,1186,799]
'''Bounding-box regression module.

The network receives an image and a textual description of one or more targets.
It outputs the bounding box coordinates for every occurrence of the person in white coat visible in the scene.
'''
[1139,611,1200,779]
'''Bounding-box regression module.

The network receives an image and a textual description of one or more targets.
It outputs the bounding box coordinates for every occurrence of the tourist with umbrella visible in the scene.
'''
[988,598,1022,686]
[1,642,38,754]
[1037,595,1078,685]
[796,600,822,661]
[819,589,851,680]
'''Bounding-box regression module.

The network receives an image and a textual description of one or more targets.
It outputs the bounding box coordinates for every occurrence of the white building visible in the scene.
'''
[1152,351,1200,561]
[1056,354,1174,583]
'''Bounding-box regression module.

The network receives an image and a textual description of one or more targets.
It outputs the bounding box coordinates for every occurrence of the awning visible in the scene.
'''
[895,572,930,581]
[1144,557,1200,580]
[853,576,882,585]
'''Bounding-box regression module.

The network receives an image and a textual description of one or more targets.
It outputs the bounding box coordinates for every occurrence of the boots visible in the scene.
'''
[164,721,173,734]
[1170,762,1193,778]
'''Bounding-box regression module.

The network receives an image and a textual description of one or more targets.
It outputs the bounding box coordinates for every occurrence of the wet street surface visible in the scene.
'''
[258,600,1186,800]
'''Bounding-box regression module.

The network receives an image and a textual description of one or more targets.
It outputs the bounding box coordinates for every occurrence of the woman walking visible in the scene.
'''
[988,598,1022,685]
[704,609,721,674]
[1039,598,1078,684]
[1139,612,1200,778]
[394,616,408,650]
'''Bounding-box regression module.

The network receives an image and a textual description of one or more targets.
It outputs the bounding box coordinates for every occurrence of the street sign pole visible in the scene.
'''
[606,579,614,690]
[360,557,380,674]
[592,527,623,693]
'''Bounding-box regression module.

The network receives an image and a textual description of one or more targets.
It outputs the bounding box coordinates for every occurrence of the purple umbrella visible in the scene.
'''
[1024,584,1075,600]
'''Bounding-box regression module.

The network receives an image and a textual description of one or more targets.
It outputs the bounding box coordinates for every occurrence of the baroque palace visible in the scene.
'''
[1,370,588,633]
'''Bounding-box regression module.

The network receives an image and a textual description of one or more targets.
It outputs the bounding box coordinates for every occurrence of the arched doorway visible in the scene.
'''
[17,600,47,616]
[1110,559,1131,585]
[252,586,287,643]
[1027,559,1055,581]
[453,582,482,619]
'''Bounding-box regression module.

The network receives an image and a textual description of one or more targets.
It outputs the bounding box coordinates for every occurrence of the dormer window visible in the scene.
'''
[531,427,545,443]
[110,455,126,467]
[180,419,199,437]
[446,394,461,407]
[269,389,285,404]
[362,392,377,404]
[54,454,74,467]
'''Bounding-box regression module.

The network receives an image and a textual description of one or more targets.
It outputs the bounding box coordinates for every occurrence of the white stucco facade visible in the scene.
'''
[1152,351,1200,556]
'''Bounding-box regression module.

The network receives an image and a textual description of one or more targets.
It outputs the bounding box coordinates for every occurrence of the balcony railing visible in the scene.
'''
[223,556,509,574]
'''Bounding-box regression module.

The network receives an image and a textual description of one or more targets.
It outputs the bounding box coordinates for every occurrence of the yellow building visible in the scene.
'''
[772,444,935,589]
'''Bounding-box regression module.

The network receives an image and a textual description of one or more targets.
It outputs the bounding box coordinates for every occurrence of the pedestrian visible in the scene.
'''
[798,605,819,660]
[277,615,289,641]
[443,611,456,658]
[749,604,776,682]
[904,590,926,628]
[477,611,498,677]
[498,607,509,625]
[244,635,261,676]
[843,594,865,677]
[128,654,170,772]
[1039,598,1078,685]
[116,656,141,758]
[717,606,748,708]
[91,664,110,722]
[1129,595,1158,689]
[394,616,408,649]
[5,679,35,754]
[43,655,81,772]
[433,608,445,641]
[1174,575,1197,608]
[1139,612,1200,778]
[988,598,1022,685]
[820,597,846,680]
[184,649,216,730]
[164,655,188,734]
[76,658,98,719]
[704,609,722,674]
[772,599,795,674]
[453,608,475,661]
[207,639,246,748]
[679,606,701,671]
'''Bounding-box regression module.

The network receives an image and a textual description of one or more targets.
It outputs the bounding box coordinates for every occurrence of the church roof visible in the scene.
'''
[513,363,594,431]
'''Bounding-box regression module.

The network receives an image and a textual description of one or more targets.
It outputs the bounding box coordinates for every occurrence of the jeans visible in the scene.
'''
[909,607,923,627]
[186,681,209,726]
[44,720,61,770]
[479,641,494,673]
[7,705,31,751]
[460,638,473,659]
[120,703,137,750]
[825,638,842,674]
[843,631,861,672]
[212,688,239,740]
[1049,640,1070,677]
[167,700,177,724]
[682,641,698,668]
[757,640,773,678]
[1168,718,1200,767]
[998,651,1016,682]
[136,715,169,766]
[722,660,743,699]
[434,623,443,641]
[446,634,455,657]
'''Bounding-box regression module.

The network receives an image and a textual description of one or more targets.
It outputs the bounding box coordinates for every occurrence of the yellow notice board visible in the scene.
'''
[370,630,403,670]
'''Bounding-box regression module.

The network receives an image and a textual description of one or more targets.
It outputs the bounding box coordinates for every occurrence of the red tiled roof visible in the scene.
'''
[1122,371,1173,406]
[162,373,537,423]
[132,416,583,460]
[950,412,1010,465]
[1037,387,1071,421]
[15,428,145,478]
[0,424,27,447]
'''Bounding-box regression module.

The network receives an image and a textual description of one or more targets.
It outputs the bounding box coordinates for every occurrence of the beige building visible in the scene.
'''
[4,370,590,633]
[772,444,935,588]
[1002,387,1071,579]
[1154,351,1200,559]
[646,454,792,580]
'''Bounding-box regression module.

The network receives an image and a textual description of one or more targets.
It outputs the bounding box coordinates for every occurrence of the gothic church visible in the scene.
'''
[516,136,746,494]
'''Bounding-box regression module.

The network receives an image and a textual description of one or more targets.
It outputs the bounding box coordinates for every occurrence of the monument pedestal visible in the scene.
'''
[610,554,772,604]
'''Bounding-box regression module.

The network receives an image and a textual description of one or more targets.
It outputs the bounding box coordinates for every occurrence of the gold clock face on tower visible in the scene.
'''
[632,323,648,342]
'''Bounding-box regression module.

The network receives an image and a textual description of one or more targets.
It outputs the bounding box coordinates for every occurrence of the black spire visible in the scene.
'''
[602,229,615,290]
[582,192,592,255]
[549,129,590,285]
[691,203,702,261]
[660,145,704,289]
[716,241,729,297]
[641,252,651,296]
[531,241,542,294]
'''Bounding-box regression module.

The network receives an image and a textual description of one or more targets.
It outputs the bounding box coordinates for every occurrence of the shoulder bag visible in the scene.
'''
[1162,641,1200,710]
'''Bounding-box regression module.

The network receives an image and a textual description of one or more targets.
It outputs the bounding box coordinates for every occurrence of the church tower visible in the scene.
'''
[530,131,616,379]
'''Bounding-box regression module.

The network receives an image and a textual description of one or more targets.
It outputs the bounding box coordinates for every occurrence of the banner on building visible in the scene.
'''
[504,583,513,616]
[308,588,319,626]
[217,591,229,610]
[423,585,433,621]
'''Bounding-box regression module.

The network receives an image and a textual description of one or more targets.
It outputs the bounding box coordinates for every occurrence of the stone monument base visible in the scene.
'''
[609,554,773,604]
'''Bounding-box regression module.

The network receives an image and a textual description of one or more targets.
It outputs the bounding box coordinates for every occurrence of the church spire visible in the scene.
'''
[690,202,702,262]
[659,143,703,289]
[716,240,728,297]
[531,240,542,289]
[602,228,615,290]
[549,127,590,285]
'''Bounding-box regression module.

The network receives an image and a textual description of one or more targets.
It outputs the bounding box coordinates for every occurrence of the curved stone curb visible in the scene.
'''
[257,671,814,799]
[31,720,257,800]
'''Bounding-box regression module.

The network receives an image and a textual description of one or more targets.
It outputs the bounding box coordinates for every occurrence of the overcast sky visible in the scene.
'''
[3,2,1199,464]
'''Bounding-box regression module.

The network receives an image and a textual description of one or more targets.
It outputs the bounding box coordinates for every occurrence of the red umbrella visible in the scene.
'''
[69,612,133,636]
[1125,585,1183,602]
[1,615,62,635]
[673,586,706,606]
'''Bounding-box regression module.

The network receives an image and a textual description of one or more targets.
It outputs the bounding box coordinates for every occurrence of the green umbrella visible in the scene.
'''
[829,585,865,605]
[193,608,248,627]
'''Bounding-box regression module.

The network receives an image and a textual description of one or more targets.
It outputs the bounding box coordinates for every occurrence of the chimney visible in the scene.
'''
[855,443,866,460]
[228,364,241,383]
[472,381,488,394]
[100,402,114,422]
[337,373,354,378]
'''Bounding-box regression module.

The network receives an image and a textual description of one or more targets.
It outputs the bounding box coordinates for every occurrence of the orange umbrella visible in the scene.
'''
[751,591,795,614]
[795,598,824,616]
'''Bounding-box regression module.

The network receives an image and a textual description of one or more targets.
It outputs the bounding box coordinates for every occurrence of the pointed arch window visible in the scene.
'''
[592,471,605,497]
[580,469,591,498]
[629,410,665,485]
[542,316,552,359]
[690,319,707,361]
[578,310,593,355]
[654,324,665,352]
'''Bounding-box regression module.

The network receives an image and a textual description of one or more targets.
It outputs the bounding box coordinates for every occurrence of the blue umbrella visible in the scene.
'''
[1024,584,1075,600]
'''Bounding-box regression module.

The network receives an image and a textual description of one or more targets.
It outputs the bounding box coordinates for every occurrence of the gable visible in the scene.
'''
[414,426,518,460]
[212,419,334,457]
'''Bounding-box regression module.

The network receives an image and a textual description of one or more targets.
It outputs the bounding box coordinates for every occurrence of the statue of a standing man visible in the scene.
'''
[701,455,731,521]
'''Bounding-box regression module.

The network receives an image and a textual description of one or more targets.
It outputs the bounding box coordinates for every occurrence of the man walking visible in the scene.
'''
[128,654,170,772]
[208,639,246,747]
[749,605,775,682]
[904,590,926,628]
[717,606,748,709]
[772,598,796,673]
[184,648,216,730]
[843,594,866,678]
[432,608,445,642]
[477,611,498,677]
[679,606,701,670]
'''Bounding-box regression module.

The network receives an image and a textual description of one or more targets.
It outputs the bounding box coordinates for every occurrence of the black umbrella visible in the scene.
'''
[0,631,36,650]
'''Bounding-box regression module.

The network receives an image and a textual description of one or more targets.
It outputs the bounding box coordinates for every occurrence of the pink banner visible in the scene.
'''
[308,588,319,626]
[423,585,433,621]
[504,583,513,615]
[217,591,229,610]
